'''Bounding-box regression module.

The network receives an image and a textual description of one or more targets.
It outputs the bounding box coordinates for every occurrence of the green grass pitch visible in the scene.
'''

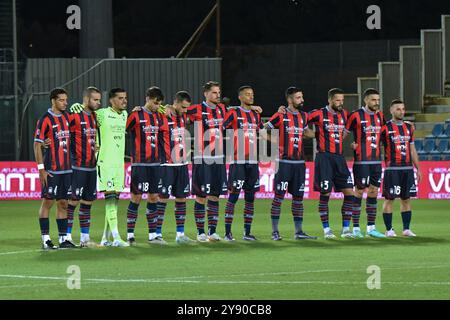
[0,199,449,300]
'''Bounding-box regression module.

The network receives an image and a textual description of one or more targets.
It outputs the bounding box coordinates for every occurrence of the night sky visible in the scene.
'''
[16,0,450,58]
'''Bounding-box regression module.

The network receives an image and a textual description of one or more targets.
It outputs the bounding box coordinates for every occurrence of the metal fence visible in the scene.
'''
[22,58,221,160]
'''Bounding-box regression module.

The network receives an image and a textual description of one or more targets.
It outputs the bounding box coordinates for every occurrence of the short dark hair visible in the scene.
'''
[49,88,68,101]
[363,88,379,98]
[83,86,101,98]
[203,81,220,92]
[328,88,344,99]
[109,87,126,99]
[174,90,191,103]
[146,86,164,101]
[285,86,302,99]
[390,99,404,107]
[238,85,253,95]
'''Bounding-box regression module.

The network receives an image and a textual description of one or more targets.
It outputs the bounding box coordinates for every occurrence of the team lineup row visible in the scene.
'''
[33,82,421,249]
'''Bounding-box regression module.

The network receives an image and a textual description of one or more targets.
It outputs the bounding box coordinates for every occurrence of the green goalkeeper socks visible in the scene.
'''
[105,193,120,239]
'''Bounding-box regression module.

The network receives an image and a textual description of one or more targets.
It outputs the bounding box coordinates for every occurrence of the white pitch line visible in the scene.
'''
[1,274,450,287]
[0,249,41,256]
[158,264,450,280]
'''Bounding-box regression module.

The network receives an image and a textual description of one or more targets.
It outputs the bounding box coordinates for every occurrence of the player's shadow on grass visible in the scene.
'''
[30,236,450,262]
[294,236,450,248]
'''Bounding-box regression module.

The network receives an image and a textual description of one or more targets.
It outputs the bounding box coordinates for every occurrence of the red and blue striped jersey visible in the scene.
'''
[267,109,308,161]
[159,112,188,165]
[223,106,263,163]
[187,102,226,160]
[381,120,415,167]
[34,109,72,173]
[69,110,97,169]
[345,107,385,162]
[308,106,348,155]
[126,108,162,164]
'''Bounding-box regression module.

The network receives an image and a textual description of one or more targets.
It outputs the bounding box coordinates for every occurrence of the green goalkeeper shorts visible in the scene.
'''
[97,165,125,192]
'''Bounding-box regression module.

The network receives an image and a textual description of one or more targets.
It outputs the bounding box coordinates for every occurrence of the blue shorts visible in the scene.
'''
[274,161,305,197]
[192,163,227,197]
[382,168,417,200]
[41,173,72,200]
[69,168,97,201]
[314,152,353,193]
[159,165,190,198]
[130,165,161,195]
[353,163,382,190]
[227,163,260,193]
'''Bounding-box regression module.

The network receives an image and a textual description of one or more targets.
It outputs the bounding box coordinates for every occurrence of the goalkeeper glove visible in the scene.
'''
[69,102,84,114]
[157,104,168,114]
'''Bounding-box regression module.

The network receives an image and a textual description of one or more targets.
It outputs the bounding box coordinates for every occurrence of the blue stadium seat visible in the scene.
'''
[423,139,436,153]
[427,123,444,138]
[419,154,429,161]
[444,154,450,161]
[436,139,449,153]
[443,125,450,137]
[430,155,442,161]
[415,139,424,154]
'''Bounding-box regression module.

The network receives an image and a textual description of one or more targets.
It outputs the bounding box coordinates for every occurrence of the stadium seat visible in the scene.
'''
[430,155,442,161]
[436,139,449,153]
[419,154,429,161]
[446,119,450,125]
[444,154,450,161]
[423,139,436,153]
[415,139,424,154]
[427,123,444,138]
[443,125,450,137]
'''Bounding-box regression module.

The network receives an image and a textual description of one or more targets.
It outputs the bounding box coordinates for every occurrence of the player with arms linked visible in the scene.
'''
[308,88,355,239]
[65,87,101,247]
[34,88,76,249]
[266,87,317,241]
[380,100,421,237]
[345,88,386,238]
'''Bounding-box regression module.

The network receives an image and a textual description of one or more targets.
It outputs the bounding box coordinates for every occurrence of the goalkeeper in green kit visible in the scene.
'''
[71,88,130,247]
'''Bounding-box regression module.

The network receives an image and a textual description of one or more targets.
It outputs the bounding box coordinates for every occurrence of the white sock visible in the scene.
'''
[111,228,120,240]
[59,235,67,244]
[80,233,90,242]
[66,234,73,241]
[323,227,331,234]
[342,227,350,233]
[127,232,135,240]
[367,225,375,232]
[42,234,50,243]
[149,232,157,240]
[353,227,360,232]
[156,233,162,238]
[176,232,184,237]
